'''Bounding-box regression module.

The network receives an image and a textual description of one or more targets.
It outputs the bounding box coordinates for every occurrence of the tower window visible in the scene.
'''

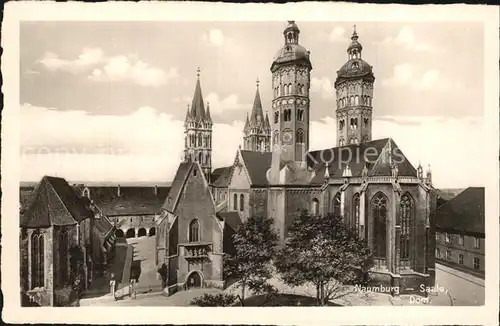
[289,84,293,94]
[339,119,345,131]
[198,152,203,163]
[364,117,369,126]
[339,138,345,146]
[355,95,359,105]
[350,96,354,106]
[296,129,305,144]
[284,109,292,122]
[350,118,358,130]
[297,109,304,121]
[273,131,279,146]
[274,111,279,124]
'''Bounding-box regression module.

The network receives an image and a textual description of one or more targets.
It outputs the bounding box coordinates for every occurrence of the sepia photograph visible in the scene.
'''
[2,2,498,325]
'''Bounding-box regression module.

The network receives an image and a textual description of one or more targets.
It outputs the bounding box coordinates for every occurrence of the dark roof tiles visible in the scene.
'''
[211,166,232,187]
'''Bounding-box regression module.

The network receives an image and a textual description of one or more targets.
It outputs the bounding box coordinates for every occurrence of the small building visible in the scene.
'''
[20,176,108,306]
[435,187,485,278]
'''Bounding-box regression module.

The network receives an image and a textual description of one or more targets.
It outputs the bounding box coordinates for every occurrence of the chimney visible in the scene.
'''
[154,185,158,197]
[117,184,121,197]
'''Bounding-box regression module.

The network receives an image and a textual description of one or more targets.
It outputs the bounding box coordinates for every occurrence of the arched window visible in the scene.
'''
[353,193,360,232]
[58,229,69,285]
[233,194,238,211]
[30,231,44,288]
[339,138,345,146]
[355,95,359,105]
[284,109,292,122]
[311,198,319,215]
[198,134,202,147]
[339,119,344,131]
[350,96,354,106]
[240,194,245,211]
[274,111,279,124]
[372,193,388,258]
[296,129,305,144]
[198,152,203,163]
[400,194,413,263]
[333,193,341,217]
[189,219,200,243]
[297,109,304,121]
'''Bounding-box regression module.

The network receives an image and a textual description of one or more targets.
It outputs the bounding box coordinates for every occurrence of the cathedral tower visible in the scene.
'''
[184,67,213,182]
[243,79,271,152]
[334,26,375,146]
[269,21,312,183]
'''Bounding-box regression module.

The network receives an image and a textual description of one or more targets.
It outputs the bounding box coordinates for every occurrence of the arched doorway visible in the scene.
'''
[115,229,124,238]
[149,227,156,237]
[137,228,147,237]
[126,228,135,238]
[186,271,202,290]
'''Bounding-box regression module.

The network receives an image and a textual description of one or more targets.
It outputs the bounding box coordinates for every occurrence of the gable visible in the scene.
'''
[239,150,272,186]
[162,161,193,212]
[229,151,251,189]
[175,162,216,214]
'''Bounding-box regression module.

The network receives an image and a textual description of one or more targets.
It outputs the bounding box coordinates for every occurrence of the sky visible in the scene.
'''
[19,21,485,188]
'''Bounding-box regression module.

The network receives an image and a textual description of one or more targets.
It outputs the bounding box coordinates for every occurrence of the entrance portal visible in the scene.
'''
[186,271,202,290]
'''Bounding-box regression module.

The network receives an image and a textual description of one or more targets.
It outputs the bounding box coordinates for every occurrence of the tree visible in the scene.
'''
[275,212,373,306]
[224,216,279,306]
[190,293,237,307]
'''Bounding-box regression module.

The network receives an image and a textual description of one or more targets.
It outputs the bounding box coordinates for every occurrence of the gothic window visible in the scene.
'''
[284,109,292,122]
[339,119,345,131]
[297,109,304,121]
[274,111,279,124]
[350,118,358,130]
[205,153,210,165]
[198,152,203,163]
[30,231,44,288]
[239,194,245,212]
[364,117,369,127]
[233,194,238,211]
[198,135,202,147]
[333,193,341,217]
[355,95,359,105]
[311,198,319,215]
[372,192,388,258]
[353,193,360,232]
[400,194,413,262]
[289,84,293,94]
[339,138,345,146]
[59,228,69,285]
[296,129,305,143]
[189,219,200,243]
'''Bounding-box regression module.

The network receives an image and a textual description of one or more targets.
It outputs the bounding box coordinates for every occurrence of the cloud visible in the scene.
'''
[382,64,461,91]
[19,103,244,183]
[38,48,105,73]
[204,92,250,115]
[310,77,334,99]
[89,56,178,87]
[37,48,175,87]
[202,29,225,46]
[379,26,434,52]
[329,26,348,43]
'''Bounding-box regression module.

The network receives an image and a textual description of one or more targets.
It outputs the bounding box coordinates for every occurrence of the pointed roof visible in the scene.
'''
[264,111,271,130]
[184,105,191,123]
[190,69,206,120]
[205,102,212,123]
[250,81,265,126]
[436,187,484,236]
[162,161,194,212]
[21,176,94,228]
[244,113,250,130]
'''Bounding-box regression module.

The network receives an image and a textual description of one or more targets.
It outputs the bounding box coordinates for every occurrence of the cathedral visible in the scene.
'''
[156,21,437,296]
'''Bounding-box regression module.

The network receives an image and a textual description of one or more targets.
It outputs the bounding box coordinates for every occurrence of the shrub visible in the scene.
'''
[189,293,237,307]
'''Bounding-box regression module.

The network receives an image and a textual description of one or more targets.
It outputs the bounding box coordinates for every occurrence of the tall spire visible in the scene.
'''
[206,102,212,123]
[190,67,206,120]
[250,78,264,125]
[184,104,191,123]
[347,24,362,58]
[264,110,270,130]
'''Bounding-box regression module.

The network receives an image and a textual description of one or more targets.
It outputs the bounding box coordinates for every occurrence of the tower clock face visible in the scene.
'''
[282,131,293,145]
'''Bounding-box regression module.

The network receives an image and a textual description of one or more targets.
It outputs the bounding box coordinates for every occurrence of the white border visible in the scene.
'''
[2,2,499,325]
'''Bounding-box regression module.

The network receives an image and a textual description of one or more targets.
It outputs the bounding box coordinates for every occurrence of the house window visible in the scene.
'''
[296,129,305,144]
[189,219,200,243]
[400,194,413,261]
[458,253,464,265]
[458,235,464,246]
[30,231,45,288]
[239,194,245,212]
[353,193,360,232]
[372,192,388,258]
[445,233,450,243]
[333,193,341,217]
[473,257,480,270]
[436,248,440,258]
[446,250,451,261]
[233,194,238,211]
[474,237,480,249]
[59,229,69,286]
[311,198,319,215]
